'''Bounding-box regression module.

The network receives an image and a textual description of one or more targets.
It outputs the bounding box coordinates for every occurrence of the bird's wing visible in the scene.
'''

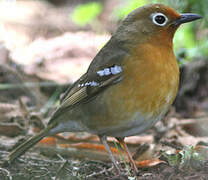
[48,40,128,124]
[49,67,122,124]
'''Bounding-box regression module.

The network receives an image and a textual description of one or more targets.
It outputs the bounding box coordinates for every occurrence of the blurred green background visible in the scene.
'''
[70,0,207,65]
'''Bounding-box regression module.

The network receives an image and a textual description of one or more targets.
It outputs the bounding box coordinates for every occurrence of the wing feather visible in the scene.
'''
[48,37,128,124]
[48,69,122,124]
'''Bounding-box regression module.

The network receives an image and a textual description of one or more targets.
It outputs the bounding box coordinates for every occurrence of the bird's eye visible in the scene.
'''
[152,13,168,26]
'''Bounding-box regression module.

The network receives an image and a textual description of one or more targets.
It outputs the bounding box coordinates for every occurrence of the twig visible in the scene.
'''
[86,166,114,178]
[0,168,12,180]
[55,159,68,180]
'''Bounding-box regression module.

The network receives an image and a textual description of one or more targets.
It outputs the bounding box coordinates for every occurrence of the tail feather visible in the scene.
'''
[8,125,52,164]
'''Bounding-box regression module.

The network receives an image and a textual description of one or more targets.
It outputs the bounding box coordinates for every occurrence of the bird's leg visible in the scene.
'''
[99,135,121,174]
[117,137,138,174]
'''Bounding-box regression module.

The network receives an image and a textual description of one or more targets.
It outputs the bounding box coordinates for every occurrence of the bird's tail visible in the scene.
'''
[8,125,53,164]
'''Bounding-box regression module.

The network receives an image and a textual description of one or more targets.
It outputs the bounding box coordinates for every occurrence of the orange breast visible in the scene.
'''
[102,42,179,126]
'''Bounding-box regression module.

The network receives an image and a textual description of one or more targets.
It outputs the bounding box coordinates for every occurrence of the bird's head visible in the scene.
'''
[115,4,202,47]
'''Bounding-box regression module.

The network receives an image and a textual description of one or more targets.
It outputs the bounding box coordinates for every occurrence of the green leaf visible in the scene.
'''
[71,2,102,26]
[162,151,181,166]
[162,146,204,167]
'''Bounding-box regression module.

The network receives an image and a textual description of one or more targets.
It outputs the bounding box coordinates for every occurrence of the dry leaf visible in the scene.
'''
[135,158,165,168]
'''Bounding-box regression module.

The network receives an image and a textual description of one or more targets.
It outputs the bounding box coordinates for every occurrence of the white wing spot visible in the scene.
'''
[78,81,99,87]
[104,68,111,75]
[97,65,122,77]
[97,70,105,77]
[90,81,99,86]
[111,65,122,75]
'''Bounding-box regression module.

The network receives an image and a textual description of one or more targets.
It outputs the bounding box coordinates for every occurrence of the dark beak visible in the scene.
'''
[174,13,202,26]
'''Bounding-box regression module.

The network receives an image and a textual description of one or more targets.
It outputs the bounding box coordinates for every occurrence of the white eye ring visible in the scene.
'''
[152,13,168,26]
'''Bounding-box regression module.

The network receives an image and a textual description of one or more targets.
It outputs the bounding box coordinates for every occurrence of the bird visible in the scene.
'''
[7,3,202,174]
